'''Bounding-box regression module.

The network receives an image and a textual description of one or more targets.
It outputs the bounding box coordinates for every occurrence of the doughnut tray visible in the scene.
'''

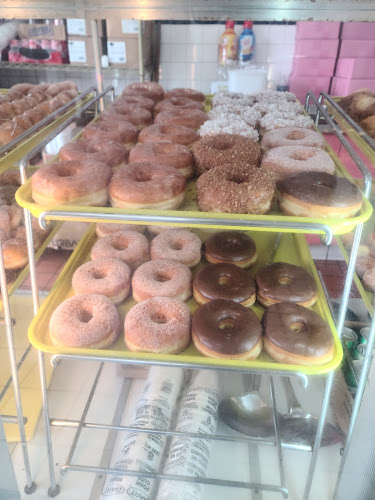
[28,225,343,376]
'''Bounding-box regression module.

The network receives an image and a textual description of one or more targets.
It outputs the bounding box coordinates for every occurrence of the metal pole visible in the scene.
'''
[138,20,145,82]
[91,20,104,111]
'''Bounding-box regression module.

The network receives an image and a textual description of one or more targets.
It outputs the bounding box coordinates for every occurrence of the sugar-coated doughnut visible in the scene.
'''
[132,259,192,302]
[102,104,152,130]
[203,231,257,268]
[192,299,263,360]
[164,88,205,102]
[109,162,186,210]
[31,160,112,207]
[277,172,363,219]
[72,258,131,305]
[263,302,334,366]
[122,82,164,103]
[91,230,150,270]
[155,109,207,131]
[193,263,256,307]
[147,225,191,236]
[154,97,204,116]
[49,294,120,348]
[125,297,191,354]
[261,127,325,151]
[59,138,128,170]
[83,121,138,150]
[256,262,317,308]
[96,222,145,238]
[151,229,201,268]
[139,124,198,147]
[261,146,335,181]
[129,142,194,179]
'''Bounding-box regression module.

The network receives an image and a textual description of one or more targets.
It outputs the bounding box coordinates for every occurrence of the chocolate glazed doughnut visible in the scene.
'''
[203,231,257,268]
[192,299,263,360]
[263,302,334,366]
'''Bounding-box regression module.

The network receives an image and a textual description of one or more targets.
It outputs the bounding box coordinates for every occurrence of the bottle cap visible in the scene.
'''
[225,20,235,29]
[244,21,253,29]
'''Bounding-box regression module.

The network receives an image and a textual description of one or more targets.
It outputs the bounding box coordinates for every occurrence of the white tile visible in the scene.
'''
[269,24,287,43]
[160,43,173,62]
[170,44,188,63]
[203,24,221,44]
[161,25,174,44]
[253,24,270,43]
[159,62,174,79]
[285,24,297,43]
[254,43,268,63]
[188,24,204,44]
[202,43,218,63]
[171,24,189,43]
[267,43,293,62]
[284,42,296,58]
[185,44,204,62]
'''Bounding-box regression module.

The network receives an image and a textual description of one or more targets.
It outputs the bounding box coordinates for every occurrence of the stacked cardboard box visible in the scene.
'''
[67,19,103,66]
[105,20,152,68]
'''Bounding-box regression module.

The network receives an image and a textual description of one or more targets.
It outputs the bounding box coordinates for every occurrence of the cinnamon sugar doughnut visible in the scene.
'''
[60,138,128,170]
[154,97,204,116]
[116,94,155,112]
[91,230,150,270]
[139,124,198,147]
[155,109,207,131]
[102,104,152,130]
[132,259,192,302]
[96,223,145,238]
[109,162,186,210]
[124,297,191,354]
[151,230,201,268]
[72,258,131,305]
[164,88,205,102]
[122,82,164,103]
[49,294,120,348]
[196,164,275,215]
[83,121,138,150]
[129,142,194,179]
[261,146,335,181]
[261,127,325,151]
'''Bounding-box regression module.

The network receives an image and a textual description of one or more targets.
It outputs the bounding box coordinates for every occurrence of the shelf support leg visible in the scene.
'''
[91,20,104,111]
[138,20,144,82]
[270,377,288,499]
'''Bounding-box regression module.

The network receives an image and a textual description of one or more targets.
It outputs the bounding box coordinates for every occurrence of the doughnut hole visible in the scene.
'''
[154,271,171,283]
[218,275,232,287]
[91,269,107,280]
[77,308,93,323]
[112,240,128,251]
[150,312,168,324]
[170,241,183,251]
[290,150,315,161]
[287,130,306,141]
[278,276,293,286]
[219,317,235,330]
[56,164,79,177]
[290,321,305,333]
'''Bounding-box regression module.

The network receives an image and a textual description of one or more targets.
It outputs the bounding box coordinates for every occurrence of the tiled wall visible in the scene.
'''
[159,23,296,93]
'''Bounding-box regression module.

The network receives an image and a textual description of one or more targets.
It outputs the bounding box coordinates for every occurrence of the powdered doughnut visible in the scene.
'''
[91,230,150,270]
[155,109,207,131]
[151,230,201,268]
[49,294,120,348]
[129,142,194,178]
[82,121,138,150]
[101,104,153,130]
[96,223,145,238]
[132,259,192,302]
[139,124,198,147]
[109,162,186,210]
[59,138,128,170]
[147,225,191,236]
[72,258,131,305]
[192,134,261,175]
[122,82,164,103]
[261,146,335,181]
[31,160,112,207]
[197,164,275,215]
[154,97,204,116]
[203,231,257,268]
[164,88,205,102]
[116,94,155,112]
[261,127,325,150]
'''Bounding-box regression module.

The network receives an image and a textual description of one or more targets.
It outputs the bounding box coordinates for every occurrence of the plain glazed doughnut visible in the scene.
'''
[23,108,46,125]
[192,299,263,360]
[196,164,275,215]
[2,239,28,269]
[0,120,27,146]
[147,225,191,236]
[49,91,74,112]
[27,89,47,103]
[0,102,15,118]
[256,262,317,308]
[203,231,257,268]
[96,223,145,238]
[192,134,261,176]
[49,294,120,348]
[261,146,335,181]
[151,229,201,268]
[11,99,31,115]
[193,263,256,307]
[102,104,152,130]
[263,302,334,366]
[45,80,78,97]
[155,109,207,131]
[10,83,35,94]
[109,162,186,210]
[261,127,325,151]
[355,256,375,279]
[154,97,204,116]
[277,172,363,219]
[59,138,128,170]
[132,259,192,302]
[91,230,150,270]
[116,94,155,112]
[164,88,205,102]
[72,258,131,305]
[139,124,198,147]
[122,82,164,103]
[125,297,191,354]
[83,121,138,150]
[129,142,194,179]
[363,266,375,291]
[12,115,33,131]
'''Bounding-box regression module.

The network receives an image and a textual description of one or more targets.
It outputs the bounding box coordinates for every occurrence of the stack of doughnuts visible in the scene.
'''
[339,88,375,138]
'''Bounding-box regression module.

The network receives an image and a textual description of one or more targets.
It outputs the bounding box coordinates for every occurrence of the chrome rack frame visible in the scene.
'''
[19,91,371,499]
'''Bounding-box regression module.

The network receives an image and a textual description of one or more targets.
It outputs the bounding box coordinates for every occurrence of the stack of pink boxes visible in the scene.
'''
[288,21,340,103]
[331,23,375,96]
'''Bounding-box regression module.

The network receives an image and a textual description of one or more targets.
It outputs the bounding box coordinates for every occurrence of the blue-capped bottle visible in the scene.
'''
[239,20,255,64]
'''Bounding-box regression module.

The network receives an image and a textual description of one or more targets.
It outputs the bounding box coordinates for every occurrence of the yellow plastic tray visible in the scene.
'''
[28,225,343,375]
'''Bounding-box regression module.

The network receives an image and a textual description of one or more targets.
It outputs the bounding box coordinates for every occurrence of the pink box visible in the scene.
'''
[339,40,375,58]
[294,39,339,58]
[341,22,375,40]
[296,21,340,40]
[291,58,336,77]
[331,77,375,96]
[288,75,331,103]
[336,58,375,79]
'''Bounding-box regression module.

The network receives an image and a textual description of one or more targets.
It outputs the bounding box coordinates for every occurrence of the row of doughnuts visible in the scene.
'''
[0,81,79,146]
[339,88,375,139]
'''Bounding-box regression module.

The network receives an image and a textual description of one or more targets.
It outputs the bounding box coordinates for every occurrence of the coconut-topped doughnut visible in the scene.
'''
[193,134,261,176]
[198,117,259,141]
[260,112,314,134]
[96,223,145,238]
[261,146,335,181]
[155,109,207,131]
[254,90,297,103]
[164,88,205,102]
[129,141,194,179]
[212,92,255,108]
[154,97,204,115]
[59,138,128,170]
[82,121,138,150]
[209,105,261,129]
[261,127,325,150]
[197,163,275,215]
[122,82,164,103]
[139,124,199,147]
[49,294,120,348]
[151,229,201,268]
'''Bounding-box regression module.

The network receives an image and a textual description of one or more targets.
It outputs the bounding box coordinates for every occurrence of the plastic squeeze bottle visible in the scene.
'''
[218,20,238,65]
[239,20,256,64]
